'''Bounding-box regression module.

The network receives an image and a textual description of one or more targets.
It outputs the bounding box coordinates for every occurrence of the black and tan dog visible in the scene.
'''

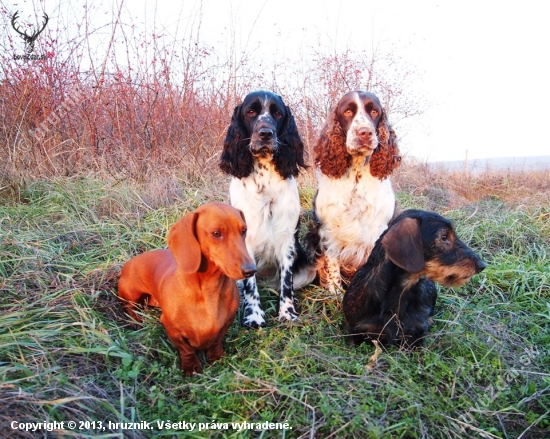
[343,209,486,348]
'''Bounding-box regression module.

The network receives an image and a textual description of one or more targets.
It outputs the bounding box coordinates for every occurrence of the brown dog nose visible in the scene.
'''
[357,127,373,140]
[241,263,257,278]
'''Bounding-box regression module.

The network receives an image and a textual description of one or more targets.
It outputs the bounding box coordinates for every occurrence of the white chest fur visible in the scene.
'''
[229,160,301,271]
[315,164,395,268]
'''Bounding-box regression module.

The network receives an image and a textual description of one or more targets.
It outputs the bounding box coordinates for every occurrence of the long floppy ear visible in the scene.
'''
[381,217,424,272]
[167,211,202,274]
[273,105,308,179]
[369,109,401,180]
[314,106,351,178]
[219,104,254,178]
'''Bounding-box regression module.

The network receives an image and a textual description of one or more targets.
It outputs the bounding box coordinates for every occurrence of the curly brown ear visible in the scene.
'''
[381,217,424,272]
[167,211,201,274]
[369,110,401,180]
[314,107,351,178]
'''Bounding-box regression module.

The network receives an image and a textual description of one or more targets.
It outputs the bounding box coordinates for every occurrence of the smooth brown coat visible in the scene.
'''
[118,202,256,376]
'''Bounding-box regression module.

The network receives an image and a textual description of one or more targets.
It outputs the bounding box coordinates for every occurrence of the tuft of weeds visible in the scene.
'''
[1,173,549,438]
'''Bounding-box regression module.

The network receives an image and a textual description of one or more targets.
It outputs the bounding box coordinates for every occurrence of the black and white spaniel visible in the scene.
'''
[306,91,401,293]
[220,90,315,327]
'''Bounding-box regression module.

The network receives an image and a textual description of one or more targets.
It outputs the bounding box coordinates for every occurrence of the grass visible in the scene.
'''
[1,166,549,438]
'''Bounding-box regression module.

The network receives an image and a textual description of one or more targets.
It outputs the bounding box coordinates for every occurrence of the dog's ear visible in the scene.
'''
[381,217,424,272]
[167,211,202,274]
[219,104,255,178]
[273,105,307,178]
[314,105,351,178]
[369,110,401,180]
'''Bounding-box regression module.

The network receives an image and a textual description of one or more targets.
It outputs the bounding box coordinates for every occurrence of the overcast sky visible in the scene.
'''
[7,0,550,163]
[183,0,550,162]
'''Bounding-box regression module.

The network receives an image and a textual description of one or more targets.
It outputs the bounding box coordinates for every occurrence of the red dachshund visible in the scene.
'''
[118,202,256,376]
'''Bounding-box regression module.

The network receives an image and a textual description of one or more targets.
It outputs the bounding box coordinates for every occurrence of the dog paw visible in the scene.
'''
[278,298,299,322]
[207,350,225,363]
[182,362,202,377]
[278,309,299,322]
[324,282,344,298]
[242,315,266,328]
[242,308,266,328]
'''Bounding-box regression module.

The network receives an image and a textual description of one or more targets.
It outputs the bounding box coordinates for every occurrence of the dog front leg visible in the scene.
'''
[205,324,231,363]
[320,254,343,296]
[277,248,299,322]
[167,335,201,376]
[178,346,201,376]
[205,343,224,364]
[238,276,266,328]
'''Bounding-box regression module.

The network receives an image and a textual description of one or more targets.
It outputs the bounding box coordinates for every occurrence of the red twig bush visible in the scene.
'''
[0,6,423,182]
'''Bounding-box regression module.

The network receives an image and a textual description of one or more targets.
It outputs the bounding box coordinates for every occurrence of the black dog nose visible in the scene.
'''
[258,128,274,141]
[357,127,373,140]
[475,258,487,273]
[241,263,257,278]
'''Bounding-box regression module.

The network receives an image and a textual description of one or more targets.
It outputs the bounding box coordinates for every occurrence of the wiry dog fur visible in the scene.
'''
[343,209,486,347]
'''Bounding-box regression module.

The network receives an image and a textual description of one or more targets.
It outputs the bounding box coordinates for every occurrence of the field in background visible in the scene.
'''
[1,163,549,438]
[429,156,550,175]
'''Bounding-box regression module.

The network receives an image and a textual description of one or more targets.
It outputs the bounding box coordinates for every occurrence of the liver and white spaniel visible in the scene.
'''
[306,90,401,293]
[220,90,315,327]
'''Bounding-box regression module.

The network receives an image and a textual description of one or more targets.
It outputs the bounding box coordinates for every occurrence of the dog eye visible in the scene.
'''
[441,233,449,242]
[242,228,247,237]
[247,110,256,117]
[370,110,379,117]
[212,230,222,238]
[273,110,282,118]
[344,109,353,116]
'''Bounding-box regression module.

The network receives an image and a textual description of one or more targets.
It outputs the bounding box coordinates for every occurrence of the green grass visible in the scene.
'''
[1,176,549,438]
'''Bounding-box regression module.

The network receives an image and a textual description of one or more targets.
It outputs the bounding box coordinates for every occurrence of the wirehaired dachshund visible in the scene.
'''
[220,90,315,328]
[118,202,256,376]
[343,209,486,348]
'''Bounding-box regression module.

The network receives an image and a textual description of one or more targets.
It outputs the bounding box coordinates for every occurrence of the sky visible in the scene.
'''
[6,0,550,163]
[185,0,550,163]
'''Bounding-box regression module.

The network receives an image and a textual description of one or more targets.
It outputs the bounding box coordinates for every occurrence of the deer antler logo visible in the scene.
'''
[11,11,49,54]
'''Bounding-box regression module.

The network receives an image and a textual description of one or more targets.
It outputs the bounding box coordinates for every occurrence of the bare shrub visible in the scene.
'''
[1,3,426,185]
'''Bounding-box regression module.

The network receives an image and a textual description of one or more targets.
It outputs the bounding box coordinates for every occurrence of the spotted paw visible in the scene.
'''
[242,307,266,328]
[325,282,344,298]
[278,298,299,321]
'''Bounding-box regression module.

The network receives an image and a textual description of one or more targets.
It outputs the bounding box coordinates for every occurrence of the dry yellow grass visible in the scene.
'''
[393,160,550,208]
